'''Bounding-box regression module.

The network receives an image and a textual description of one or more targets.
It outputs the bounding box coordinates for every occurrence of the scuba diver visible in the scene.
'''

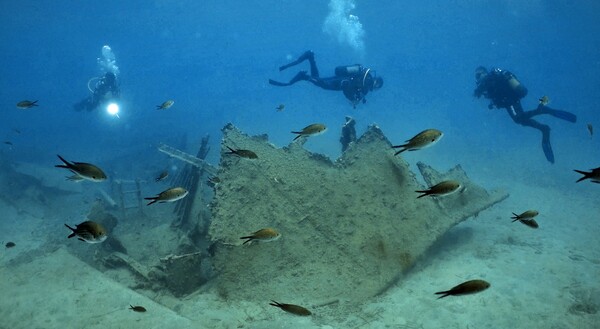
[74,72,120,112]
[74,45,120,112]
[473,66,577,164]
[269,50,383,108]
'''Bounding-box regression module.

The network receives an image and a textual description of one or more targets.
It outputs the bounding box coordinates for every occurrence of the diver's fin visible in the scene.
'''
[268,79,290,87]
[542,139,555,164]
[549,110,577,123]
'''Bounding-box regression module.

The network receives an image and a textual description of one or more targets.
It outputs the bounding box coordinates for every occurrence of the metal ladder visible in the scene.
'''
[114,179,144,219]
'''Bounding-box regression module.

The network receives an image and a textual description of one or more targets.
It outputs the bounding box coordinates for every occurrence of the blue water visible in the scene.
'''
[1,0,599,327]
[2,1,599,169]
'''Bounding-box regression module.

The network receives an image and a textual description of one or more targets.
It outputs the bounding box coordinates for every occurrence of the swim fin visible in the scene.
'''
[542,138,555,164]
[268,79,290,87]
[549,109,577,123]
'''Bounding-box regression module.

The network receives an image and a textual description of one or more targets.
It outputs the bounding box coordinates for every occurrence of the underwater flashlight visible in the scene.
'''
[107,102,120,118]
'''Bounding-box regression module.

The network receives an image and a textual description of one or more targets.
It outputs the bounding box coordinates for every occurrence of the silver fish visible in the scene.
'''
[240,228,281,245]
[415,180,461,198]
[156,100,174,110]
[55,155,107,182]
[393,129,443,155]
[511,210,539,222]
[144,187,188,205]
[16,100,38,109]
[291,123,327,141]
[64,221,107,244]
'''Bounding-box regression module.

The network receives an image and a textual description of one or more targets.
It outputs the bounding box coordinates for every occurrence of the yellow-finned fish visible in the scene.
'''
[291,123,327,141]
[539,95,550,106]
[55,155,107,182]
[511,210,539,222]
[392,129,443,155]
[574,166,600,183]
[240,228,281,245]
[435,279,490,299]
[226,146,258,159]
[156,100,174,110]
[64,221,107,244]
[269,301,311,316]
[415,180,461,198]
[144,187,188,205]
[16,100,38,109]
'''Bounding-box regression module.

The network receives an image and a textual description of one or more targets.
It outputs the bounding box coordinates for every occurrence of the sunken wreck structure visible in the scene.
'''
[6,119,508,314]
[207,122,508,305]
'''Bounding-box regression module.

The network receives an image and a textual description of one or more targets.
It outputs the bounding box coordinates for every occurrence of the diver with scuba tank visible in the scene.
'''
[269,51,383,108]
[74,45,120,112]
[474,66,577,164]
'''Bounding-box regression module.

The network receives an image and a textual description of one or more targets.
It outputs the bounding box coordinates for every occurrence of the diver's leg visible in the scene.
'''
[305,51,319,77]
[73,99,86,112]
[513,114,555,163]
[73,97,94,112]
[279,51,319,77]
[540,124,554,164]
[268,71,310,87]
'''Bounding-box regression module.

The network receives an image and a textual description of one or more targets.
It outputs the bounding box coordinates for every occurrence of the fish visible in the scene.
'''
[155,170,169,182]
[5,242,16,248]
[516,218,539,228]
[269,301,311,316]
[574,167,600,183]
[55,155,107,182]
[64,221,107,244]
[539,95,550,106]
[13,129,21,134]
[144,187,189,205]
[587,123,593,138]
[276,104,285,112]
[226,146,258,159]
[415,180,461,199]
[4,141,13,146]
[240,228,281,245]
[129,305,146,312]
[156,100,174,110]
[16,100,38,109]
[392,129,443,155]
[207,176,221,187]
[291,123,327,141]
[511,210,539,222]
[435,279,490,299]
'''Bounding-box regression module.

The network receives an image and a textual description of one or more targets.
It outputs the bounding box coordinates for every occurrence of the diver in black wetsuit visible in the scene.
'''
[269,51,383,108]
[474,66,577,164]
[74,72,120,112]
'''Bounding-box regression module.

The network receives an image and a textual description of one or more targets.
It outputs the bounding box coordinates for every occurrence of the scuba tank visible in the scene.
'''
[503,70,528,99]
[507,74,521,90]
[335,64,363,77]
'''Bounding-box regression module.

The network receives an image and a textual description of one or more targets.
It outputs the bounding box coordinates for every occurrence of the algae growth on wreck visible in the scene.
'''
[208,123,507,305]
